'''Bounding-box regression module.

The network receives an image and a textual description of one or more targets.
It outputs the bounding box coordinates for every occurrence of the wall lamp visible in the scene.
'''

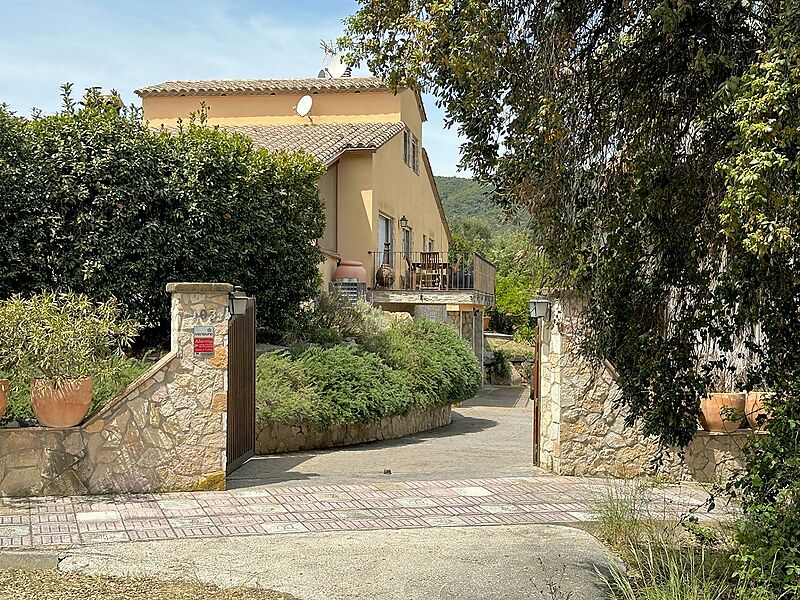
[229,287,249,317]
[528,296,552,321]
[399,215,409,229]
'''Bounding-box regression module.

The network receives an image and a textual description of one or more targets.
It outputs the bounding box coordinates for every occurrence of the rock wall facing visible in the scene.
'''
[0,283,231,497]
[257,405,452,454]
[539,295,751,484]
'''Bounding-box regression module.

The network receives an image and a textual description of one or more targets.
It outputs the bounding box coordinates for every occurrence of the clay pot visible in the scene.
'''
[375,264,396,288]
[699,392,746,433]
[745,391,771,431]
[333,261,367,283]
[0,379,8,419]
[30,378,93,428]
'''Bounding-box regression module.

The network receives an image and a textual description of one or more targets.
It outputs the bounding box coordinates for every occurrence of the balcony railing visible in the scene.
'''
[368,250,497,299]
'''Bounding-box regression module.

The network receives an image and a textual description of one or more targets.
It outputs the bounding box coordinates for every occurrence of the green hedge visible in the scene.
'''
[256,317,481,429]
[0,86,325,343]
[361,319,482,408]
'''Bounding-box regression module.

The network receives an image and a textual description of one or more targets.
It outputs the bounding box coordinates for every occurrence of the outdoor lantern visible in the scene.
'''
[229,288,249,316]
[528,296,551,320]
[399,215,409,230]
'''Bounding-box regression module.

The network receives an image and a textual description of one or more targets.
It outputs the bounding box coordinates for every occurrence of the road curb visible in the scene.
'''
[0,549,60,571]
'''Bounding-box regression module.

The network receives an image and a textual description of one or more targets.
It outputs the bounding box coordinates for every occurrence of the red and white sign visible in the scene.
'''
[193,326,215,356]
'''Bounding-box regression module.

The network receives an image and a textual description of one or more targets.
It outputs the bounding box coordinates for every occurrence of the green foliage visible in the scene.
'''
[435,176,503,226]
[345,4,799,595]
[294,345,415,423]
[256,317,481,428]
[0,85,325,344]
[0,292,147,424]
[0,293,139,383]
[255,351,329,429]
[256,345,415,428]
[362,319,482,408]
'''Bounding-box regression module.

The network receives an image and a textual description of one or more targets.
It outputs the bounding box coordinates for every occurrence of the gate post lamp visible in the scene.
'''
[528,296,552,321]
[229,287,248,317]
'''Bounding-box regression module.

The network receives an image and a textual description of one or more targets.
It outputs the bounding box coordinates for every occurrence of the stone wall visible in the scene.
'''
[539,294,753,484]
[257,405,452,454]
[0,283,232,497]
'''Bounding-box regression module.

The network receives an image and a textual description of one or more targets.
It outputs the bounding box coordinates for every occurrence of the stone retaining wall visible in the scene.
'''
[257,405,452,454]
[0,283,231,497]
[539,294,753,484]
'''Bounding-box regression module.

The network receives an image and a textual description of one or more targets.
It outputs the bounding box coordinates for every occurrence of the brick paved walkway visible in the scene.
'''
[0,475,719,549]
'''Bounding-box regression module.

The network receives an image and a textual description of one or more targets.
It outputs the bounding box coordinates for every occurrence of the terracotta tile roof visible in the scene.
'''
[157,122,404,166]
[135,77,389,98]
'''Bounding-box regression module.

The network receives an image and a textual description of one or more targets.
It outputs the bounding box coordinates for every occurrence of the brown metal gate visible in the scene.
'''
[226,297,256,475]
[531,320,542,467]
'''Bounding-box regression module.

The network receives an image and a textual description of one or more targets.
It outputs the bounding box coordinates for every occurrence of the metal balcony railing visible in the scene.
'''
[368,250,497,298]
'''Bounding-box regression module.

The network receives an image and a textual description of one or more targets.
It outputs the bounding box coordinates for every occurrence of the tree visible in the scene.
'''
[0,86,325,344]
[343,2,800,593]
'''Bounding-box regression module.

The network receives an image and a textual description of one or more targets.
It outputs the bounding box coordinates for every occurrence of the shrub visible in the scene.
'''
[0,293,140,384]
[362,319,481,407]
[0,86,325,344]
[255,351,328,428]
[0,292,149,424]
[293,345,414,424]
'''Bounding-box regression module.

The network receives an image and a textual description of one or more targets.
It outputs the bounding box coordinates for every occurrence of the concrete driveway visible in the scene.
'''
[229,385,541,489]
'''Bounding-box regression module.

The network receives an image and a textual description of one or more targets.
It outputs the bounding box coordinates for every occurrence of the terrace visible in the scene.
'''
[368,250,496,307]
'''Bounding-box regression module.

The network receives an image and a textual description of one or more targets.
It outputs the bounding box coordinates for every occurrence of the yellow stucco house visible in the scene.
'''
[135,76,494,359]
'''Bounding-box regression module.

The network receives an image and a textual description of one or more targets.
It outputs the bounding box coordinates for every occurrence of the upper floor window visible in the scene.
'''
[403,129,419,174]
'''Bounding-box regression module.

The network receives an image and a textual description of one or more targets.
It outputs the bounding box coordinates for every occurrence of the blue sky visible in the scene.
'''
[0,0,469,177]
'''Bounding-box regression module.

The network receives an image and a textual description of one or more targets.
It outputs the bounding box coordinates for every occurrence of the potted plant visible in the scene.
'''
[0,293,139,428]
[699,370,747,433]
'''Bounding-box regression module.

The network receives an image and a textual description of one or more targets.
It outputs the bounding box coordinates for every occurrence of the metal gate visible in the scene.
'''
[226,297,256,475]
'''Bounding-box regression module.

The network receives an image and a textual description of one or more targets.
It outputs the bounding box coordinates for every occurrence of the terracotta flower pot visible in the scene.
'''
[0,379,8,419]
[699,392,746,433]
[745,391,771,431]
[333,261,367,283]
[30,377,93,428]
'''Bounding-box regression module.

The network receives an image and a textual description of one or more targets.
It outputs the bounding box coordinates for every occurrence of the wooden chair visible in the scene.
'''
[420,252,442,289]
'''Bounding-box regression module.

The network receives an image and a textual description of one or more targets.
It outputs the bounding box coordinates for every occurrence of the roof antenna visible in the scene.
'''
[319,39,352,78]
[294,94,314,124]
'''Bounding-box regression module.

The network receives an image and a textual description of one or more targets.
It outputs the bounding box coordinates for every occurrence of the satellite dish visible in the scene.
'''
[295,95,313,118]
[326,53,348,78]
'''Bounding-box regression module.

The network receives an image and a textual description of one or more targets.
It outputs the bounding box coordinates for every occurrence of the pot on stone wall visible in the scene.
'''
[0,379,8,418]
[699,392,746,433]
[30,378,93,428]
[334,261,367,283]
[745,391,771,431]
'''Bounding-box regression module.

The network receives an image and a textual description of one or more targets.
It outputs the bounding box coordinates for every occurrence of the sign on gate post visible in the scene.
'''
[193,326,215,356]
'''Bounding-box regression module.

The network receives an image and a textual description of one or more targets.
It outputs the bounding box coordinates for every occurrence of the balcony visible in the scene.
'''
[368,250,496,307]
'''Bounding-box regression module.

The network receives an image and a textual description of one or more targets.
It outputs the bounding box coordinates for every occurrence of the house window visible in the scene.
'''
[402,227,412,258]
[378,214,394,266]
[403,128,419,174]
[428,237,435,252]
